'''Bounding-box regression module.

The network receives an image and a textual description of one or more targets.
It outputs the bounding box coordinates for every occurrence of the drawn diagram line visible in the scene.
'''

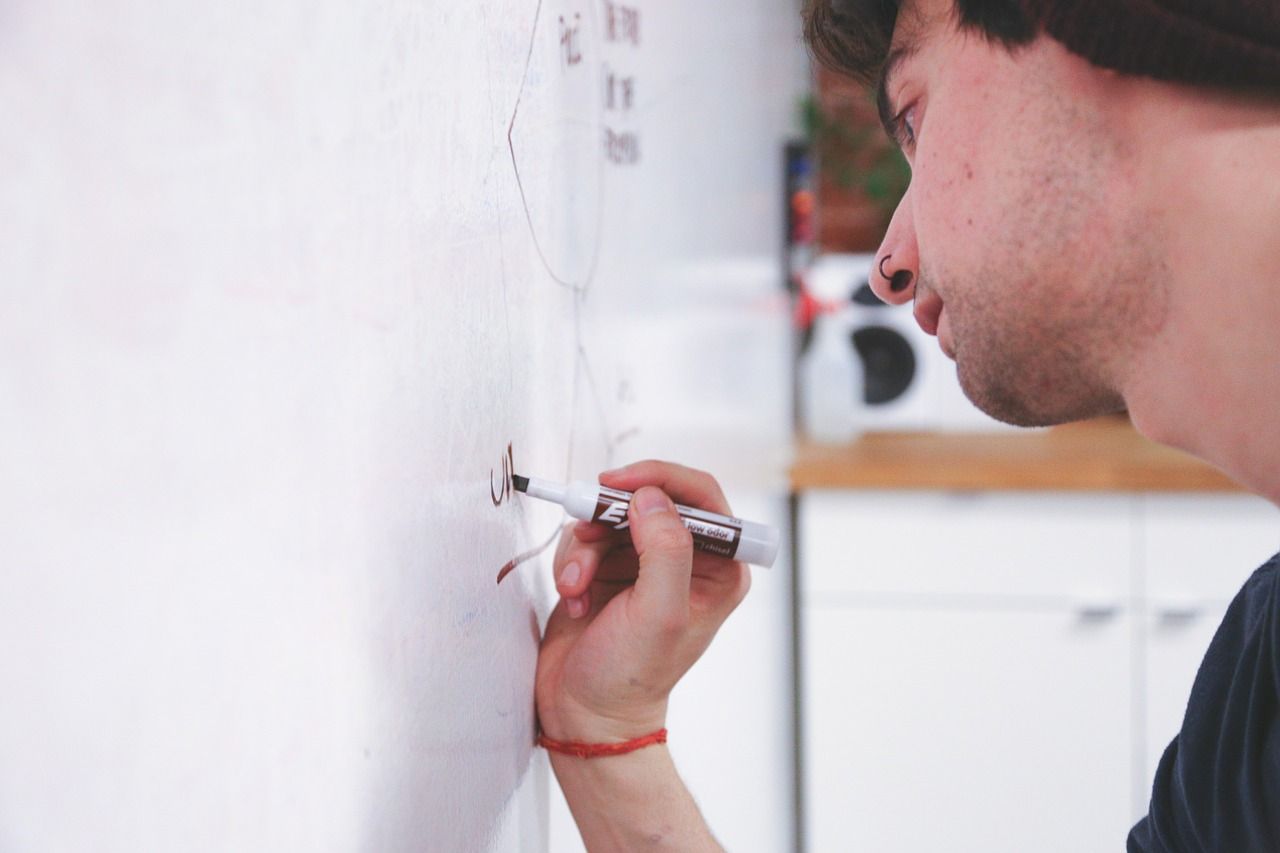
[507,0,606,292]
[495,523,562,585]
[491,1,643,590]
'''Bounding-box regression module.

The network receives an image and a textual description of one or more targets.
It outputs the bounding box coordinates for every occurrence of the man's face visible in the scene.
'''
[869,0,1167,426]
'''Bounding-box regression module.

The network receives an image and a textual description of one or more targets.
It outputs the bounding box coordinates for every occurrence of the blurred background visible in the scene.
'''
[2,2,1278,852]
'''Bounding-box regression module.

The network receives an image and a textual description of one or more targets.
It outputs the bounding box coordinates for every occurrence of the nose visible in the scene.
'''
[869,189,918,306]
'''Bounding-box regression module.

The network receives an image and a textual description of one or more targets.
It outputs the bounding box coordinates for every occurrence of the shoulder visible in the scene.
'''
[1216,552,1280,644]
[1193,551,1280,681]
[1130,550,1280,851]
[1240,552,1279,594]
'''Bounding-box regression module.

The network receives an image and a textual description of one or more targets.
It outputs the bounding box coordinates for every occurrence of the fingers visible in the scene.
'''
[564,585,591,620]
[693,560,752,622]
[555,532,613,603]
[627,486,693,630]
[552,521,577,567]
[570,519,621,544]
[600,460,732,516]
[555,461,732,626]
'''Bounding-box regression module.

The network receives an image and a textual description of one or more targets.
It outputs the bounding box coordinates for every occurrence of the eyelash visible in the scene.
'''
[891,104,918,151]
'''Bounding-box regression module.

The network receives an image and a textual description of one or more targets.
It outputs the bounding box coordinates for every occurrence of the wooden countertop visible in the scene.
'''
[791,416,1245,492]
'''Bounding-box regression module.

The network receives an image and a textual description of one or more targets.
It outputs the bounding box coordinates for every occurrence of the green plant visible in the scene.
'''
[800,93,911,226]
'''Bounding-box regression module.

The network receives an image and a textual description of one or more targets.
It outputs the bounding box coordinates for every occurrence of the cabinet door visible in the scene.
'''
[801,491,1131,601]
[803,605,1132,853]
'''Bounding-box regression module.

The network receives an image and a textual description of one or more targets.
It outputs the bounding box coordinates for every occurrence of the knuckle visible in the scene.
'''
[657,608,690,637]
[650,523,694,554]
[554,539,578,565]
[706,567,751,616]
[688,468,729,512]
[626,459,663,478]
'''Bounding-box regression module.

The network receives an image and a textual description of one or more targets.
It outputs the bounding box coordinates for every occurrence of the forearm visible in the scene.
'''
[550,746,722,852]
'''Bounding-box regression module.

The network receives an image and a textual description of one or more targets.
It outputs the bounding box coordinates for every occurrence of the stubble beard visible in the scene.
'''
[939,81,1169,428]
[940,222,1165,429]
[950,290,1128,427]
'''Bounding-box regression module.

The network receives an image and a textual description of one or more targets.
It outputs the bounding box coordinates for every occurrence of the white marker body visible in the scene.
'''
[520,476,779,568]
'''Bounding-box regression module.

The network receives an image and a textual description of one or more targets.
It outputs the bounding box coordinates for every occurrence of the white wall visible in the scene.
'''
[0,1,806,850]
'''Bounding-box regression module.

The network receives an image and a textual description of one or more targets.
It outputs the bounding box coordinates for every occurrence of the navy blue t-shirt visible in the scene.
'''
[1129,553,1280,852]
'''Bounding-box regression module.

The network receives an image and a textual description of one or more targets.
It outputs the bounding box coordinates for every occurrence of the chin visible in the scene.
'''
[957,362,1124,428]
[975,401,1070,429]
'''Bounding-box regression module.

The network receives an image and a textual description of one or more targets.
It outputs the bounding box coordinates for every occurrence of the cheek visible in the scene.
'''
[914,67,1018,250]
[913,137,986,264]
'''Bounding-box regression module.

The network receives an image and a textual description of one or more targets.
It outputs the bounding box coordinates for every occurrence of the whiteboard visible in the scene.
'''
[0,1,801,849]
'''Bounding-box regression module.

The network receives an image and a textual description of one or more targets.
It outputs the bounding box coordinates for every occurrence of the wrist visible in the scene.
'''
[538,695,668,744]
[545,734,675,793]
[539,727,668,759]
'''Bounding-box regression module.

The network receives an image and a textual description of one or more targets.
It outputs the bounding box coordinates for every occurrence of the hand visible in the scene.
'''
[535,461,752,743]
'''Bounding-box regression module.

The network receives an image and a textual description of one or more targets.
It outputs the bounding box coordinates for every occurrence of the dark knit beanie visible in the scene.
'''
[1025,0,1280,90]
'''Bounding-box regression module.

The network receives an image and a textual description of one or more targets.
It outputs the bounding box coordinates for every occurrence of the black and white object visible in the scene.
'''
[802,253,1013,432]
[512,475,779,568]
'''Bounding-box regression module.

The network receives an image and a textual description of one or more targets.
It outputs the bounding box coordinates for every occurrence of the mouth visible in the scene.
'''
[914,290,956,360]
[937,308,956,360]
[912,291,944,337]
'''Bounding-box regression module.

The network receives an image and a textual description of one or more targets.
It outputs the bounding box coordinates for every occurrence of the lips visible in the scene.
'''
[913,292,944,337]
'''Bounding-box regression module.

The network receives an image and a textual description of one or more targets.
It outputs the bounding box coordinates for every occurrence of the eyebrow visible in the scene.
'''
[876,42,920,143]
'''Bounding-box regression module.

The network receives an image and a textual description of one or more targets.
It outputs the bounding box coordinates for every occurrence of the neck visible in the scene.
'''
[1119,82,1280,502]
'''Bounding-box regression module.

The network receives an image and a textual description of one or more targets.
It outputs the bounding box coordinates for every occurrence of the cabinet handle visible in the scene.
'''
[1155,603,1203,621]
[1073,599,1122,620]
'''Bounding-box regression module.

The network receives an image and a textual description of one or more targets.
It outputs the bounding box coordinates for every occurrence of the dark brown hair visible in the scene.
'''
[805,0,1280,92]
[803,0,1038,85]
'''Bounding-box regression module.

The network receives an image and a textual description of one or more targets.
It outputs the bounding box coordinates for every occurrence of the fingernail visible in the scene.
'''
[633,487,670,517]
[567,597,586,618]
[560,561,580,587]
[600,465,628,479]
[890,270,913,293]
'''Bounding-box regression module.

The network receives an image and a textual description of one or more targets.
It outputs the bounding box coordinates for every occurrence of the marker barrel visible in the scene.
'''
[521,477,779,568]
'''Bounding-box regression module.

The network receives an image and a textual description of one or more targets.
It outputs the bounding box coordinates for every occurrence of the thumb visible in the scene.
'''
[627,486,693,629]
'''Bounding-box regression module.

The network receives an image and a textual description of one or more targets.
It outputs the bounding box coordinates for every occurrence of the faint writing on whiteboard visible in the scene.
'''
[604,1,641,45]
[604,69,635,112]
[603,3,642,166]
[604,128,640,165]
[559,14,583,66]
[490,442,516,506]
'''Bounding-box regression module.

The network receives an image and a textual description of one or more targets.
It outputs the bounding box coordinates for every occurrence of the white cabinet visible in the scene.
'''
[799,491,1280,853]
[801,492,1131,600]
[800,492,1134,852]
[806,606,1131,853]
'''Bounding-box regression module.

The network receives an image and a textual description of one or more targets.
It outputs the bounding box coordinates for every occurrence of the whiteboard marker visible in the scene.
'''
[511,475,779,568]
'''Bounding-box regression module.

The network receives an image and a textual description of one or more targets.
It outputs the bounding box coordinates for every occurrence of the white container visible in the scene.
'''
[800,311,862,444]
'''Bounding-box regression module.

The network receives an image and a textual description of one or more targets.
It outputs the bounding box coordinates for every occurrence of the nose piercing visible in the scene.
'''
[879,254,914,293]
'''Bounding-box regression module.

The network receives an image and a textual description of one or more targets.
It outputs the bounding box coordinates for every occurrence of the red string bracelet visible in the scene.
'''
[537,728,668,759]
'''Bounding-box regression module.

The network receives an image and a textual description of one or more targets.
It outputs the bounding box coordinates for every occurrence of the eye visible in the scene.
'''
[892,104,918,151]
